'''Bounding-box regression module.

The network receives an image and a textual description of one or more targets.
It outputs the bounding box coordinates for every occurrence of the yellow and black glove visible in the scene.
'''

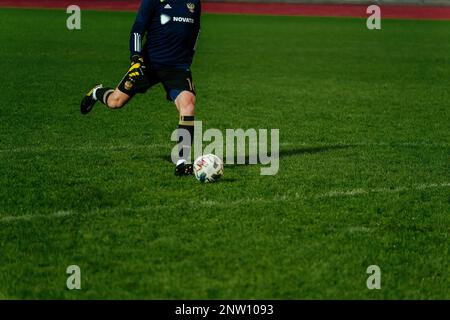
[127,54,145,80]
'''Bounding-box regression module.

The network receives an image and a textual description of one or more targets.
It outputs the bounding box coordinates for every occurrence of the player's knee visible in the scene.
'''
[108,96,127,109]
[177,92,196,115]
[180,103,195,115]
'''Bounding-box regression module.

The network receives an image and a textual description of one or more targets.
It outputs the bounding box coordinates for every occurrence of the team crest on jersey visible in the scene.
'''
[187,3,195,13]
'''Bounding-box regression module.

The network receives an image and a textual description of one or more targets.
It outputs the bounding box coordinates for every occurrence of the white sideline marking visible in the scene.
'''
[0,144,169,154]
[347,226,372,233]
[280,142,450,148]
[317,183,450,199]
[1,183,449,224]
[0,211,73,223]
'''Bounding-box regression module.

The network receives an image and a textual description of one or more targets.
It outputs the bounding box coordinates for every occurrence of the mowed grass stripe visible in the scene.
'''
[1,182,448,223]
[1,141,449,154]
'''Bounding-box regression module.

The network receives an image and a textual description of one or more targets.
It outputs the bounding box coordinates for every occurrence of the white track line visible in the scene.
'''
[1,182,448,223]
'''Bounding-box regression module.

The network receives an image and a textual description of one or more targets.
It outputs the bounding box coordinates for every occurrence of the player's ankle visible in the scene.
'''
[92,84,103,100]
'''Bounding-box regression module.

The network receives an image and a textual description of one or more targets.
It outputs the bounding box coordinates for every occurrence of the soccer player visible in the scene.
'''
[80,0,201,176]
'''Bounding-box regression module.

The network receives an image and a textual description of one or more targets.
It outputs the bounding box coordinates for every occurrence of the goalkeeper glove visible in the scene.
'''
[128,54,145,79]
[130,54,144,67]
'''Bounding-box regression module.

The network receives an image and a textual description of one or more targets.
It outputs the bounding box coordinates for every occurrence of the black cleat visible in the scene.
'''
[80,84,102,115]
[175,162,193,176]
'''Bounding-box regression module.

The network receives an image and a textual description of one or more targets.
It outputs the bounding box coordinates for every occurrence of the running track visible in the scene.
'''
[0,0,450,20]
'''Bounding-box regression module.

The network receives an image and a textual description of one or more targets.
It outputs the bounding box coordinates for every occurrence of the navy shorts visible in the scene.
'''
[118,65,196,102]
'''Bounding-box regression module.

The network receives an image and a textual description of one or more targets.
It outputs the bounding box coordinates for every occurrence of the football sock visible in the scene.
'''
[94,87,114,106]
[177,115,195,163]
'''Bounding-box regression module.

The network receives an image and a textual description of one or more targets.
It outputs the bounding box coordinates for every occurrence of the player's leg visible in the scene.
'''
[98,87,131,109]
[174,91,196,176]
[175,91,196,116]
[80,82,138,114]
[81,57,152,114]
[80,84,131,114]
[153,67,196,176]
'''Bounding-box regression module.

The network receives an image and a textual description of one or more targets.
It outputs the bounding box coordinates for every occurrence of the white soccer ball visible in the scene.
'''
[193,154,224,183]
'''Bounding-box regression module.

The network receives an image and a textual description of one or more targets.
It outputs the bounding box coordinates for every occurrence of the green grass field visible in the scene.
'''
[0,8,449,299]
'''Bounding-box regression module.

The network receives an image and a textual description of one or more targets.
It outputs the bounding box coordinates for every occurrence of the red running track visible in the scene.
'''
[0,0,450,20]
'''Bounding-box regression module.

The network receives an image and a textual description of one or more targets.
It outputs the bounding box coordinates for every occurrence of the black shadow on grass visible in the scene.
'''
[278,145,352,158]
[160,155,176,164]
[225,145,353,167]
[215,177,238,183]
[160,145,352,167]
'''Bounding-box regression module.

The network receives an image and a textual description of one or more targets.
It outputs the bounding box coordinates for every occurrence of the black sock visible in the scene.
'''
[177,115,195,163]
[95,87,114,106]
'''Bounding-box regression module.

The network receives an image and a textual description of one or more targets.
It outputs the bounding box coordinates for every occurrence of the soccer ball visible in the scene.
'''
[193,154,224,183]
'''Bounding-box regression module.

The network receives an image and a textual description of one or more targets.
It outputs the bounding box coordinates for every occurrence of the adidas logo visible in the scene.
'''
[164,4,172,9]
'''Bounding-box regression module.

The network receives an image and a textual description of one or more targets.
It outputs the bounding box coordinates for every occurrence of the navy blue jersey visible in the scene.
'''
[130,0,201,70]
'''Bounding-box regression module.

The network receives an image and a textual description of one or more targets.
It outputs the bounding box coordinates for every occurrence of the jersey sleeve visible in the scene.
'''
[130,0,155,57]
[191,1,202,56]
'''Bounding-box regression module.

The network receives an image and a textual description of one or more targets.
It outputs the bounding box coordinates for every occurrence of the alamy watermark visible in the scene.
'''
[66,265,81,290]
[367,5,381,30]
[366,265,381,290]
[171,121,280,176]
[66,5,81,30]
